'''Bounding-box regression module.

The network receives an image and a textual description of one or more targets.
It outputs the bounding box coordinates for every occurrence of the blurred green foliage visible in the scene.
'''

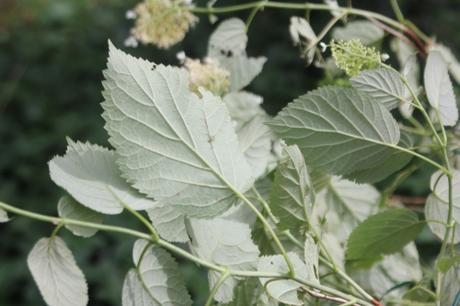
[1,0,460,305]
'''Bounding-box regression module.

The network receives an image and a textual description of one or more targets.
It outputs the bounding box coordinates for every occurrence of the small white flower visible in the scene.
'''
[124,36,138,48]
[176,51,186,63]
[125,10,136,20]
[320,42,328,52]
[381,53,390,61]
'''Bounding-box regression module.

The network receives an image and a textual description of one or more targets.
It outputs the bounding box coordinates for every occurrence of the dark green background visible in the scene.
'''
[1,0,459,305]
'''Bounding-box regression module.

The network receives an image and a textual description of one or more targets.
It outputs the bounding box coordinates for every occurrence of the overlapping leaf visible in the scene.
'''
[49,139,156,214]
[269,145,313,233]
[27,237,88,306]
[102,43,254,218]
[331,20,384,45]
[57,196,104,238]
[269,86,401,180]
[122,239,192,306]
[424,50,459,126]
[438,262,460,306]
[351,68,406,110]
[186,218,260,303]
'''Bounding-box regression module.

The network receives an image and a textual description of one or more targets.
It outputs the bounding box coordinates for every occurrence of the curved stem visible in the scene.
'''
[251,186,278,224]
[205,269,230,306]
[0,200,371,305]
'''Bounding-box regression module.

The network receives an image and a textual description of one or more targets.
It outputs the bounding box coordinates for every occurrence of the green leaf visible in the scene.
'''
[208,18,247,58]
[219,278,277,306]
[269,145,313,233]
[0,208,8,223]
[269,86,401,179]
[238,116,272,179]
[207,19,265,91]
[187,218,260,303]
[424,50,459,126]
[304,234,319,284]
[331,20,384,45]
[438,262,460,306]
[350,243,422,302]
[346,208,425,261]
[27,237,88,306]
[437,255,460,273]
[223,91,265,129]
[147,203,188,243]
[430,43,460,85]
[425,170,460,243]
[258,252,310,305]
[57,196,104,238]
[102,42,254,218]
[345,131,414,183]
[122,239,192,306]
[49,139,156,214]
[351,68,406,110]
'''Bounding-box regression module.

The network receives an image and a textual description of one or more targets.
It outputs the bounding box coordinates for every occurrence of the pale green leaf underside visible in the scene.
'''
[122,239,192,306]
[187,218,259,303]
[218,278,277,306]
[351,68,406,110]
[147,203,188,243]
[331,20,384,45]
[102,43,253,218]
[57,196,104,238]
[208,18,247,58]
[304,234,320,284]
[439,262,460,306]
[346,208,425,261]
[424,50,459,126]
[0,208,8,223]
[258,252,309,306]
[27,237,88,306]
[218,55,267,92]
[223,91,265,129]
[49,139,156,214]
[269,145,312,233]
[270,86,400,178]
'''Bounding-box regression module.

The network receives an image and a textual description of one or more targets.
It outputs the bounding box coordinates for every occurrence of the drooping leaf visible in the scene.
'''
[122,239,192,306]
[0,208,8,223]
[269,86,401,179]
[351,68,406,110]
[258,252,310,305]
[438,262,460,306]
[49,139,156,214]
[186,218,260,303]
[425,170,460,243]
[57,196,104,238]
[269,145,313,233]
[208,18,247,58]
[218,55,267,92]
[102,42,254,218]
[238,116,272,179]
[424,50,459,126]
[430,43,460,85]
[289,16,317,65]
[331,20,384,45]
[27,237,88,306]
[346,208,425,261]
[350,243,422,302]
[304,234,319,284]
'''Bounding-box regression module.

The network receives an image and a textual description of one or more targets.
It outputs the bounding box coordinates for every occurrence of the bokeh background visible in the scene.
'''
[1,0,459,305]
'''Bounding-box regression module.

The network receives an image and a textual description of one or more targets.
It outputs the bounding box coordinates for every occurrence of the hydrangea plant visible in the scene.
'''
[2,1,460,305]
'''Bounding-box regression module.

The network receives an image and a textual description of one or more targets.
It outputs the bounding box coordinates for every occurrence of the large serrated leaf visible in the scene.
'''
[49,139,156,214]
[269,86,401,179]
[258,253,310,305]
[57,196,104,238]
[186,218,260,303]
[122,239,192,306]
[27,237,88,306]
[269,145,313,233]
[331,20,384,45]
[425,170,460,243]
[346,209,425,261]
[102,42,253,218]
[351,68,406,110]
[424,50,459,126]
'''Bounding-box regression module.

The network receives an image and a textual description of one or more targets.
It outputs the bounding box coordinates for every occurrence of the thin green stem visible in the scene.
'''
[205,269,231,306]
[251,186,278,224]
[0,200,371,305]
[50,222,65,239]
[390,0,404,23]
